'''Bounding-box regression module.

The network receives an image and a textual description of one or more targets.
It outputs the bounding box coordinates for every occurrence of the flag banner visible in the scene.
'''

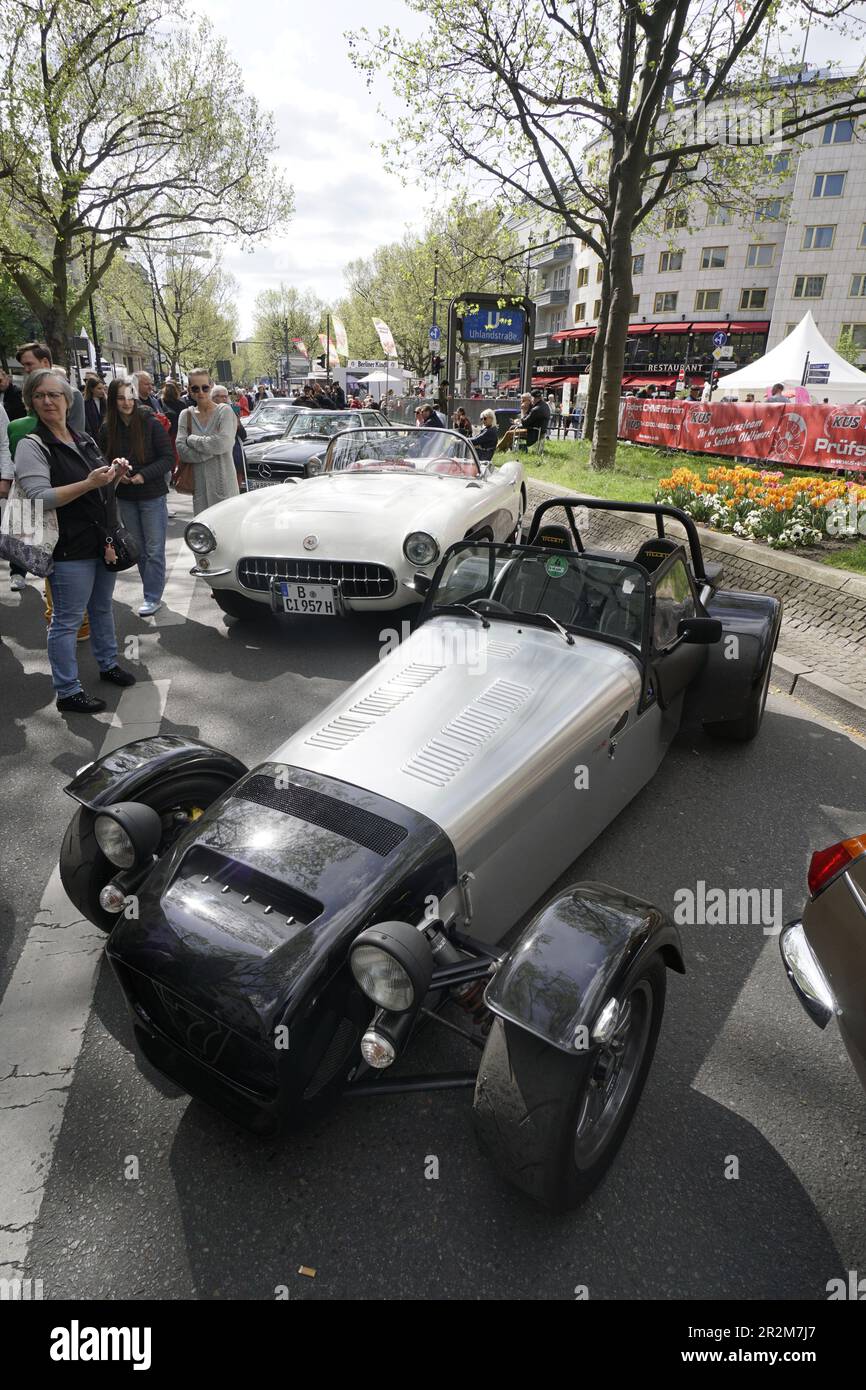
[331,318,350,358]
[372,317,398,359]
[618,399,866,472]
[317,334,340,367]
[292,339,309,358]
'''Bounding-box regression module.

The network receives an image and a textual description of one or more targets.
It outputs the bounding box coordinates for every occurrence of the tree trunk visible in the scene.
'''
[591,186,639,471]
[582,272,610,442]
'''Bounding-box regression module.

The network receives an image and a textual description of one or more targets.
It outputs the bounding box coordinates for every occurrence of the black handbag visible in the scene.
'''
[99,482,141,572]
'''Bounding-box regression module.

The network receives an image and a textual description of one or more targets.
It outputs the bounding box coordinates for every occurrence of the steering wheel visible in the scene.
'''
[468,598,514,616]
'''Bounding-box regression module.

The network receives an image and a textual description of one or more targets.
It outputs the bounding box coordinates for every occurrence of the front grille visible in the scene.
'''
[236,774,408,856]
[237,556,395,598]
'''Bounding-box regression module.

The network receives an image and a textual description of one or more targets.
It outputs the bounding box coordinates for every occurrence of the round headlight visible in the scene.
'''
[404,532,440,567]
[351,945,415,1012]
[306,456,324,476]
[94,813,136,868]
[185,522,216,555]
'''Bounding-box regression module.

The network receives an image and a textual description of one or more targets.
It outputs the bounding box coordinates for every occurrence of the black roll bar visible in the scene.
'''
[526,496,708,584]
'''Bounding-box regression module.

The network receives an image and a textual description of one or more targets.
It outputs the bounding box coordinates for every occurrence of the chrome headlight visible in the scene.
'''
[306,455,324,476]
[349,921,434,1013]
[403,532,440,567]
[93,802,163,868]
[185,522,216,555]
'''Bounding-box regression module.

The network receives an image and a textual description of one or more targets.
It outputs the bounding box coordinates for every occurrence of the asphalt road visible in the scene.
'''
[1,501,865,1302]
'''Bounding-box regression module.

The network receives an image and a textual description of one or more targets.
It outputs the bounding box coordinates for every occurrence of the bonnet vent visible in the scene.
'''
[235,774,408,856]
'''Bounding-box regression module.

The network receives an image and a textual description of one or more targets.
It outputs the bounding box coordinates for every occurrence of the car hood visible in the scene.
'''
[247,439,326,464]
[206,474,482,556]
[271,616,642,859]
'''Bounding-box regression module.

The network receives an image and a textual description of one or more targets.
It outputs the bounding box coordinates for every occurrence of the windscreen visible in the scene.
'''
[249,404,299,426]
[285,411,360,439]
[327,427,481,476]
[431,544,647,648]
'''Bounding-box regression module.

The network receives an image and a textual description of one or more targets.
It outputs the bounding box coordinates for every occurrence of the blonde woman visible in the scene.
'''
[175,368,239,515]
[470,408,499,461]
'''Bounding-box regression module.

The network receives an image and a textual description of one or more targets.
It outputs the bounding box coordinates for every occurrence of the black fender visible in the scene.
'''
[682,588,782,726]
[64,735,248,810]
[484,881,685,1054]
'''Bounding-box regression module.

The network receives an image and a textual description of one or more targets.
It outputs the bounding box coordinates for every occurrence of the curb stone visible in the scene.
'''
[526,475,866,733]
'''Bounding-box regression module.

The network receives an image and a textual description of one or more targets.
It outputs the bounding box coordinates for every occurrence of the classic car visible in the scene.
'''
[242,408,390,489]
[186,426,526,622]
[780,831,866,1092]
[58,499,781,1209]
[241,400,310,448]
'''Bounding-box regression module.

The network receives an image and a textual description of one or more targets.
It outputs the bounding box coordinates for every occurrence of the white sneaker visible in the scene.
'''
[10,574,26,592]
[138,600,162,617]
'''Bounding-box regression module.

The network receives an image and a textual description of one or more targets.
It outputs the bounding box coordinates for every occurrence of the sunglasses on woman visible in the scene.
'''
[189,384,211,394]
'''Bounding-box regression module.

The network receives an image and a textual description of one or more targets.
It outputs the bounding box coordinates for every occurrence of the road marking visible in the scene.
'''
[0,520,197,1279]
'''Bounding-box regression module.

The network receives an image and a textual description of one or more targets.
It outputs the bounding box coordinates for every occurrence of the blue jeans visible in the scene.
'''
[119,495,168,604]
[48,560,118,697]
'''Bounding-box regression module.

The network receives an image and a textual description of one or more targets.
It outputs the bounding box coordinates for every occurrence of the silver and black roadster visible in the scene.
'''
[58,499,781,1209]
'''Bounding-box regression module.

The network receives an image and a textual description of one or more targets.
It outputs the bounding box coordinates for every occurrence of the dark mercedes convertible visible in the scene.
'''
[58,499,781,1209]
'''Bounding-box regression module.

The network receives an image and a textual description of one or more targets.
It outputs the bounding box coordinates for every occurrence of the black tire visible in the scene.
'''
[704,648,773,742]
[508,487,527,542]
[59,771,236,933]
[473,956,666,1211]
[212,589,267,621]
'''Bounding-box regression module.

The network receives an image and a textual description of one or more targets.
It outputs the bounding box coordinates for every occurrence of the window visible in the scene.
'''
[553,266,569,290]
[632,254,644,275]
[550,309,565,333]
[785,323,798,337]
[746,242,776,267]
[653,560,695,651]
[630,294,640,315]
[654,291,678,313]
[700,246,727,270]
[812,172,846,198]
[740,288,768,308]
[793,274,826,299]
[802,224,836,250]
[659,250,683,272]
[840,323,866,351]
[765,151,791,175]
[695,289,722,311]
[706,205,733,226]
[664,208,688,230]
[822,119,854,144]
[861,225,866,249]
[754,198,782,221]
[577,266,589,288]
[596,263,604,282]
[574,302,586,321]
[593,299,602,318]
[850,275,866,298]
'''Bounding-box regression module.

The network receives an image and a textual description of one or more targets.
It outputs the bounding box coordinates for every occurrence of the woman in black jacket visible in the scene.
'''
[83,377,107,437]
[100,379,174,617]
[159,380,183,440]
[470,408,499,461]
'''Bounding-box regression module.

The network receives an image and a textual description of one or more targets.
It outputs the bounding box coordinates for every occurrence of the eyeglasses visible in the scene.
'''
[32,391,65,402]
[189,384,211,394]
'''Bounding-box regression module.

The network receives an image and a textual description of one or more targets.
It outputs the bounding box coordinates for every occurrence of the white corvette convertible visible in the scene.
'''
[185,426,526,620]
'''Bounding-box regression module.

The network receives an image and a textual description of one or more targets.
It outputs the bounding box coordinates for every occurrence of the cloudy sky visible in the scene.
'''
[202,0,436,334]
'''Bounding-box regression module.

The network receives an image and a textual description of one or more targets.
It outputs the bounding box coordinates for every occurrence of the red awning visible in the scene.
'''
[689,321,730,333]
[550,326,596,341]
[627,324,658,335]
[533,375,564,386]
[500,377,520,388]
[622,375,677,388]
[655,322,690,334]
[728,320,770,333]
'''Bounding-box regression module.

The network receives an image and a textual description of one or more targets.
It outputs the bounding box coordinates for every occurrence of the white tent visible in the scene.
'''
[355,368,411,384]
[718,311,866,403]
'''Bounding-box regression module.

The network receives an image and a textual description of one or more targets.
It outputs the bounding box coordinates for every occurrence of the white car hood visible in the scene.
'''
[216,473,484,555]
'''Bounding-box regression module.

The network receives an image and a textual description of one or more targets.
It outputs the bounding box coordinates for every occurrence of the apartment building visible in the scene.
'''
[479,75,865,393]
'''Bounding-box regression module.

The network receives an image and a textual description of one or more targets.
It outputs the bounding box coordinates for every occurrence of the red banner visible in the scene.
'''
[618,400,866,472]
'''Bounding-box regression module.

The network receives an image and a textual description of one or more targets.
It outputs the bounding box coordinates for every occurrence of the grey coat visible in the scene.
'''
[176,404,240,516]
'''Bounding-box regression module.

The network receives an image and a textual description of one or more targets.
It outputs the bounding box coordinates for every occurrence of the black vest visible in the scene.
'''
[34,423,113,562]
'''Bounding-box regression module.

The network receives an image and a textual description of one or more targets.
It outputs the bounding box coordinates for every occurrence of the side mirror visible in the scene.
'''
[414,573,432,595]
[678,616,723,644]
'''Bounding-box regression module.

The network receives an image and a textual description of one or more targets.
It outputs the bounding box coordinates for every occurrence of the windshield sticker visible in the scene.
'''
[545,556,568,579]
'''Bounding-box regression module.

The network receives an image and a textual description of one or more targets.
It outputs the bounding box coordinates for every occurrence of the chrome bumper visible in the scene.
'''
[189,566,232,578]
[779,919,838,1029]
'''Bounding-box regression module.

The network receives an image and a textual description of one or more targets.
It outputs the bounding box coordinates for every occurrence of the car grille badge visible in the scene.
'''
[303,534,319,550]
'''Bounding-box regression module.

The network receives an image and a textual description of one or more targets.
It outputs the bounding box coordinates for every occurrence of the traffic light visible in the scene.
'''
[231,340,238,355]
[316,353,327,369]
[431,353,442,374]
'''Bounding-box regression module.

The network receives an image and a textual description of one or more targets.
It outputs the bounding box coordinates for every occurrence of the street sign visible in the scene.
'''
[429,325,441,344]
[712,331,728,348]
[461,306,526,345]
[719,345,734,359]
[712,347,723,361]
[480,369,494,388]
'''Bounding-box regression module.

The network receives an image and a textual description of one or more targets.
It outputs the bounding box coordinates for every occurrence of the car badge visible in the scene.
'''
[303,534,319,551]
[258,462,272,479]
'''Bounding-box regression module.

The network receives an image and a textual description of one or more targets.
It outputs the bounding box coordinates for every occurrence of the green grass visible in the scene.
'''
[819,544,866,574]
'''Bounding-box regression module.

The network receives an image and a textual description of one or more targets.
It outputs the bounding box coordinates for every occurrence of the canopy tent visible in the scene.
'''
[355,368,411,384]
[718,312,866,403]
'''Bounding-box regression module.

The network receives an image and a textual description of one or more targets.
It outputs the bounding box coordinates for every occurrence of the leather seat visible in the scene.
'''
[633,536,681,572]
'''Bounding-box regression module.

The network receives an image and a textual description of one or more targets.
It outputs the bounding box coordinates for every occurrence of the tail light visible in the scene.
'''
[808,834,866,898]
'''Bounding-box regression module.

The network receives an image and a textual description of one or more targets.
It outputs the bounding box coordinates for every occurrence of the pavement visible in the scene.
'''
[526,477,866,730]
[1,498,865,1301]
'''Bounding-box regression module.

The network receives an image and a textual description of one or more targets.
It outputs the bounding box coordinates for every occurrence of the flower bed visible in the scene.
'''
[654,465,866,549]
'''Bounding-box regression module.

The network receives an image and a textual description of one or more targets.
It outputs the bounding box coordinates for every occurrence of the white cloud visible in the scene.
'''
[196,0,436,331]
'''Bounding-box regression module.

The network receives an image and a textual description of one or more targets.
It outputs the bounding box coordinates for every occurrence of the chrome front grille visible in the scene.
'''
[237,557,396,598]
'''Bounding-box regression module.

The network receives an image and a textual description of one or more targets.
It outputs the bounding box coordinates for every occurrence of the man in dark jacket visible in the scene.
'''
[329,381,346,408]
[523,390,551,447]
[0,367,25,421]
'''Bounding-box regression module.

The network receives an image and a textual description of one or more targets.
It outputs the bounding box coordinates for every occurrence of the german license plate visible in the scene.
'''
[246,478,275,490]
[278,581,338,615]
